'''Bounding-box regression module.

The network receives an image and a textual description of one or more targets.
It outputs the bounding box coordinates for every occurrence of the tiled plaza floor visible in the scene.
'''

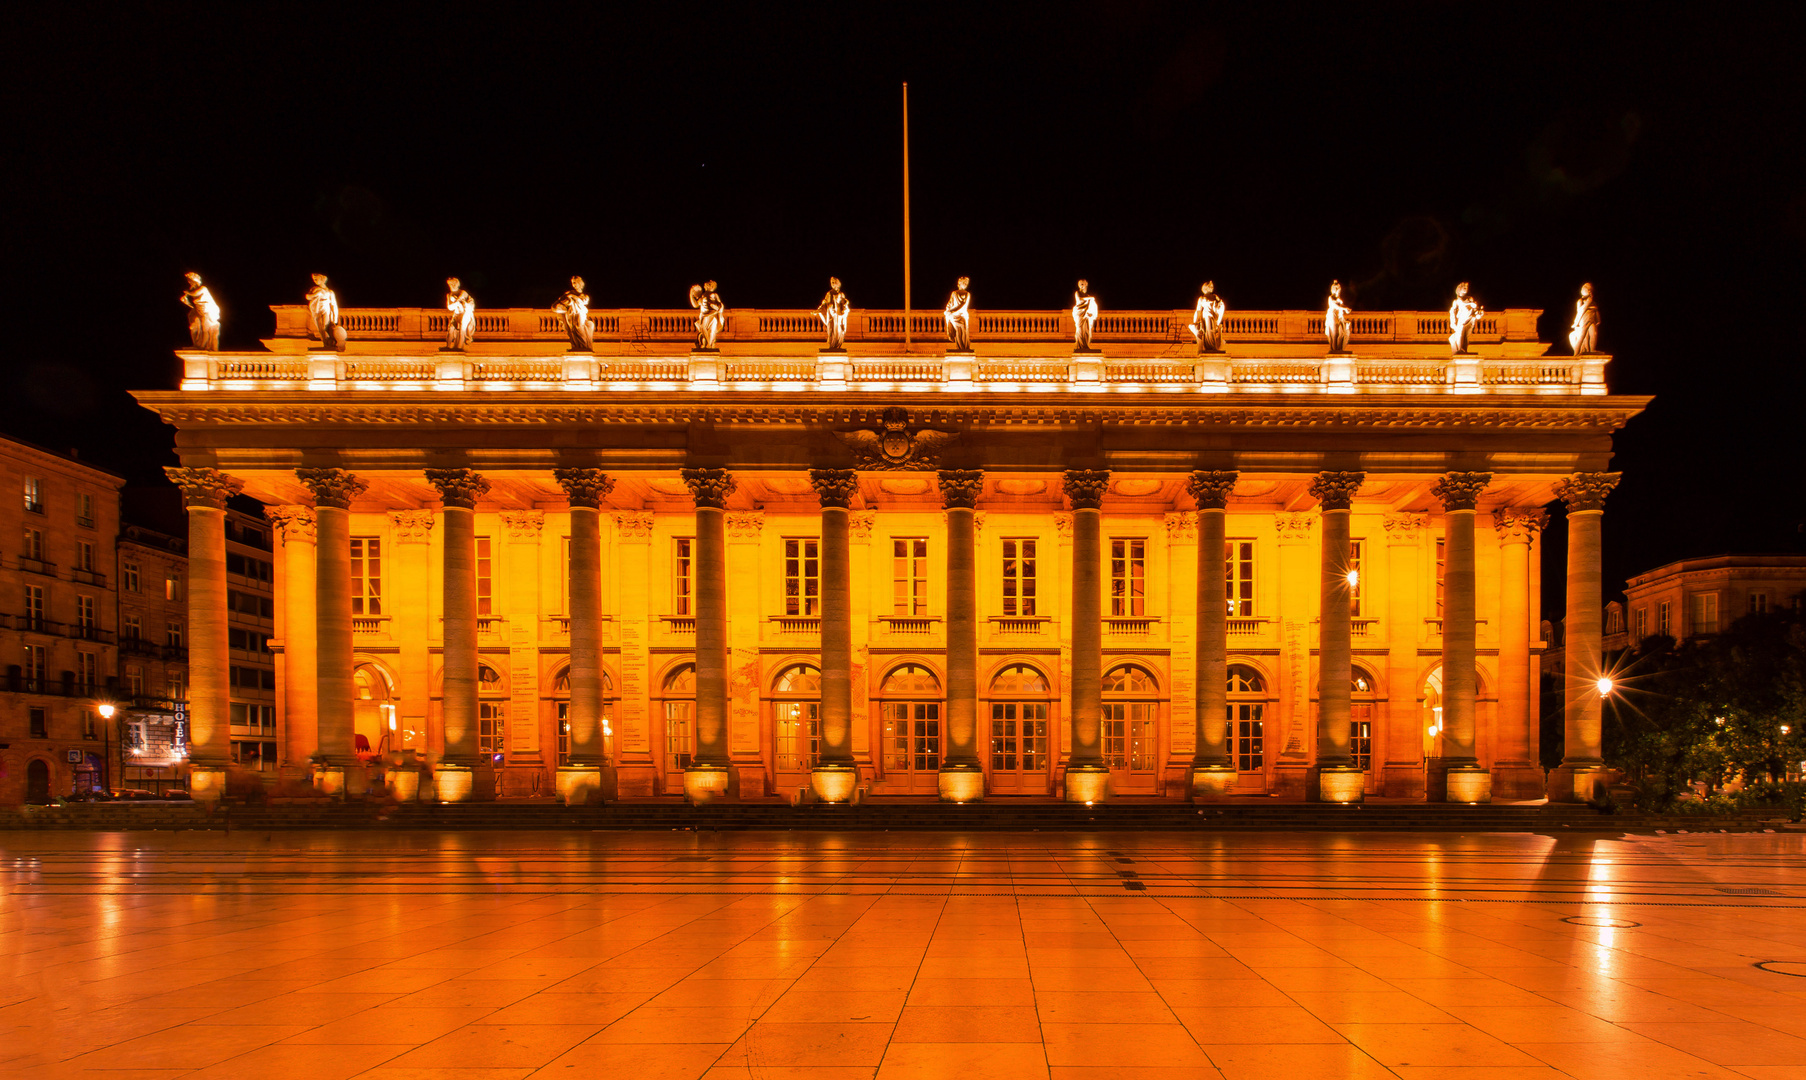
[4,829,1806,1079]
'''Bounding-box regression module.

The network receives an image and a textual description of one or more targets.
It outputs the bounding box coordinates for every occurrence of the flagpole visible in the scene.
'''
[902,81,912,352]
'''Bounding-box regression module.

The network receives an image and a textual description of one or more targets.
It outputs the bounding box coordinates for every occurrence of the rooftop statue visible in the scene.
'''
[180,272,220,351]
[944,276,973,351]
[1071,279,1098,351]
[553,276,593,352]
[306,273,347,352]
[1568,283,1599,355]
[689,280,726,350]
[1189,281,1225,354]
[1324,280,1351,353]
[444,277,475,351]
[816,277,850,351]
[1448,281,1483,355]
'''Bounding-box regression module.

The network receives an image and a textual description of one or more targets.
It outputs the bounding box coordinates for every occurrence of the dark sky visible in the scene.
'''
[5,2,1803,614]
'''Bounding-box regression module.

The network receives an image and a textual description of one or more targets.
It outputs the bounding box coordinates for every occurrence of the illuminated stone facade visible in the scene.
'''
[137,300,1646,803]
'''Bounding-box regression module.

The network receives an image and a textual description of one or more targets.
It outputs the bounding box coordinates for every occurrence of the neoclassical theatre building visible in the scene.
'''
[137,295,1645,805]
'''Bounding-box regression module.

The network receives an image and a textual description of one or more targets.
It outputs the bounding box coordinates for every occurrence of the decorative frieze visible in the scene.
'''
[1054,512,1073,538]
[1308,470,1365,511]
[1383,512,1428,544]
[681,467,736,509]
[849,510,877,540]
[296,468,368,509]
[389,510,434,543]
[1492,507,1549,543]
[164,467,243,509]
[424,467,488,509]
[1553,471,1621,512]
[809,468,860,509]
[1275,511,1315,543]
[1187,470,1239,510]
[1062,469,1110,510]
[614,510,655,540]
[502,511,544,539]
[1432,471,1493,512]
[725,512,764,540]
[266,504,316,543]
[938,469,984,509]
[1164,512,1198,540]
[553,467,615,508]
[834,406,958,470]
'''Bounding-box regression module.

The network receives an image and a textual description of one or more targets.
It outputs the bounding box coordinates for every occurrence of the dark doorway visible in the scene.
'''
[25,758,51,803]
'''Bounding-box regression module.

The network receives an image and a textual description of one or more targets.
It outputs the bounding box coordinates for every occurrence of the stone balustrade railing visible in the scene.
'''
[267,305,1544,345]
[187,350,1608,393]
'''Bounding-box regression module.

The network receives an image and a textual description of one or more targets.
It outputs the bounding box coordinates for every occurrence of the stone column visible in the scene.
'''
[424,468,489,802]
[267,506,318,774]
[1189,470,1239,799]
[1063,469,1111,802]
[163,468,244,806]
[938,470,985,802]
[809,469,860,802]
[1549,472,1620,802]
[1310,471,1365,803]
[681,468,735,802]
[1432,472,1493,803]
[296,468,368,796]
[1381,513,1427,798]
[1492,508,1548,799]
[554,468,614,805]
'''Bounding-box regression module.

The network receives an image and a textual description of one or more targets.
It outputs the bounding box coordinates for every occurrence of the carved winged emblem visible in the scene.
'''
[834,406,958,471]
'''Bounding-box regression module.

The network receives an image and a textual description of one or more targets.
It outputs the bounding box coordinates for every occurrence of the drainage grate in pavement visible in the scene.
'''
[1718,887,1783,896]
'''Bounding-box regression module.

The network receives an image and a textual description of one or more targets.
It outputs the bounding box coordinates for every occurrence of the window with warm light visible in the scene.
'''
[1226,664,1266,772]
[475,536,493,616]
[477,663,505,758]
[1348,540,1366,617]
[673,538,694,615]
[1110,539,1146,617]
[1225,540,1255,616]
[773,663,823,771]
[892,538,928,615]
[350,538,382,615]
[1002,538,1038,616]
[879,664,941,778]
[1102,664,1158,771]
[784,539,821,617]
[661,663,696,773]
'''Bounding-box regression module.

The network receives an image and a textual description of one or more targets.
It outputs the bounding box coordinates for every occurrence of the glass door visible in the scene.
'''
[989,702,1050,794]
[881,701,941,793]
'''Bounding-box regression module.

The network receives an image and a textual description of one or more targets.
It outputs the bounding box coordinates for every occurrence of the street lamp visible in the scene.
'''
[1595,676,1614,697]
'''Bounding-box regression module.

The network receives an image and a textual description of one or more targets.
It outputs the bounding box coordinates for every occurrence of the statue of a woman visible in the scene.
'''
[1568,283,1599,355]
[552,276,593,352]
[1071,279,1098,351]
[816,277,850,351]
[1448,281,1484,354]
[444,277,476,351]
[306,273,346,352]
[180,272,220,351]
[689,281,725,350]
[1324,280,1351,353]
[1189,281,1225,354]
[944,276,973,351]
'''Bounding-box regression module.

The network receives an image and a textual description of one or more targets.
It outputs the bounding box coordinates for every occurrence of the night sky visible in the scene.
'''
[6,3,1802,614]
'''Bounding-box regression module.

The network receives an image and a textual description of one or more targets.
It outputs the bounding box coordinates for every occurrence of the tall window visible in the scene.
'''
[879,664,941,776]
[127,666,145,697]
[662,663,696,773]
[1110,539,1147,617]
[1657,601,1671,637]
[1691,593,1720,636]
[1350,671,1375,771]
[477,664,505,759]
[1001,539,1038,616]
[892,538,928,615]
[475,537,493,616]
[1102,664,1158,771]
[350,538,381,615]
[122,562,140,593]
[167,669,185,701]
[772,664,822,771]
[76,595,96,632]
[76,652,97,693]
[166,621,183,647]
[77,541,96,573]
[1348,540,1366,618]
[23,528,45,562]
[1434,538,1446,619]
[989,664,1050,779]
[23,584,44,629]
[1226,540,1255,616]
[1633,607,1647,640]
[784,538,820,616]
[1226,664,1266,772]
[23,644,47,692]
[29,706,47,738]
[165,570,184,602]
[23,476,43,514]
[673,538,694,615]
[1750,592,1771,615]
[75,492,95,528]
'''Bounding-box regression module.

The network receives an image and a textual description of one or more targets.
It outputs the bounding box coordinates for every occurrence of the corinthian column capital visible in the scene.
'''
[681,468,736,509]
[1187,470,1238,510]
[1308,470,1365,511]
[296,468,368,509]
[1062,469,1110,510]
[1432,471,1493,512]
[424,468,489,510]
[266,505,317,543]
[938,469,984,509]
[1491,507,1549,543]
[554,467,615,508]
[809,468,860,509]
[164,467,244,509]
[1554,471,1621,513]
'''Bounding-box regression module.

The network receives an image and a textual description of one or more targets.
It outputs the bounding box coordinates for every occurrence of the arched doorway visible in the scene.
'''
[1422,667,1445,761]
[1227,664,1268,793]
[477,663,506,767]
[660,662,696,793]
[1351,668,1378,793]
[25,758,51,803]
[988,663,1051,794]
[553,667,616,766]
[771,663,821,791]
[879,663,941,793]
[353,662,397,756]
[1102,663,1160,794]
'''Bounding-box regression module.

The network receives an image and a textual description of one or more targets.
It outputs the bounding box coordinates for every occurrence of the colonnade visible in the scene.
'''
[165,464,1621,805]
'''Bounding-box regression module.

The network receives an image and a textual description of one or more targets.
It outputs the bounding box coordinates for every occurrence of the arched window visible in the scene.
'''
[772,664,820,773]
[553,667,616,765]
[880,664,941,783]
[661,663,695,775]
[989,664,1050,789]
[477,664,505,761]
[1226,664,1266,773]
[353,662,400,755]
[1102,664,1158,773]
[1350,669,1377,771]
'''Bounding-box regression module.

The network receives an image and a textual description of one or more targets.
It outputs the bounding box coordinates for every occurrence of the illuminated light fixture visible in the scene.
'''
[1595,676,1614,696]
[1345,569,1359,588]
[97,703,116,719]
[1784,725,1793,736]
[1715,717,1726,727]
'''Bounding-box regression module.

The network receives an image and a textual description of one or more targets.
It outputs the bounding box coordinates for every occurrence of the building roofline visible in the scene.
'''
[0,431,127,482]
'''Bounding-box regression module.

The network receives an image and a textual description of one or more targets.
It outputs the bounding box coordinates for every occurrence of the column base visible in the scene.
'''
[938,766,985,804]
[683,764,733,805]
[555,765,605,807]
[434,764,474,804]
[810,763,860,804]
[1064,764,1112,804]
[314,765,346,798]
[1310,765,1366,804]
[1547,763,1609,804]
[388,768,421,803]
[1188,764,1238,802]
[1443,765,1493,804]
[1489,760,1546,801]
[189,766,227,807]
